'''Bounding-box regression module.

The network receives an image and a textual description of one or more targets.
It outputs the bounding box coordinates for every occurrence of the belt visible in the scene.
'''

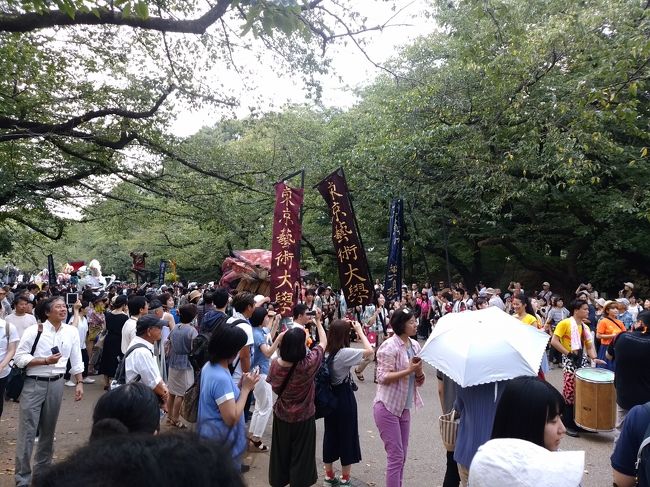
[26,375,63,382]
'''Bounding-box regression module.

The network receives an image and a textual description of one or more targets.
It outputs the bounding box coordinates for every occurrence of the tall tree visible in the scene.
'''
[0,0,399,242]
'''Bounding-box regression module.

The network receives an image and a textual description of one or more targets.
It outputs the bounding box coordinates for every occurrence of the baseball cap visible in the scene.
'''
[469,438,584,487]
[543,281,550,287]
[485,287,495,295]
[624,281,634,289]
[148,299,163,311]
[136,314,166,334]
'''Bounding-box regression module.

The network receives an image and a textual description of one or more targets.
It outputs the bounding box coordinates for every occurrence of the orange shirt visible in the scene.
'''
[596,318,625,345]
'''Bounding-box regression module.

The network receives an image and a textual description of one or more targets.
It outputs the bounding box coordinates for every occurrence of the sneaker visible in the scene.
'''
[64,380,76,387]
[323,477,339,486]
[82,377,96,384]
[339,479,351,486]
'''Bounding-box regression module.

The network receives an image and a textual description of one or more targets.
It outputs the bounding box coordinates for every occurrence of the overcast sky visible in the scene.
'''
[172,0,434,136]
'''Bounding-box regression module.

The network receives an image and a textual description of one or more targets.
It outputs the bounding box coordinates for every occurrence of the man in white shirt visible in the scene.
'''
[125,314,169,411]
[0,317,20,417]
[5,295,37,338]
[228,292,255,384]
[121,295,149,355]
[487,288,505,310]
[13,296,84,487]
[228,292,256,422]
[0,287,11,319]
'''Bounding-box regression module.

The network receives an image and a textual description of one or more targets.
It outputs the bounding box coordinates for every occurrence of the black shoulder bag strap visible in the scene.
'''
[30,324,43,357]
[228,319,249,373]
[18,324,43,374]
[276,363,298,398]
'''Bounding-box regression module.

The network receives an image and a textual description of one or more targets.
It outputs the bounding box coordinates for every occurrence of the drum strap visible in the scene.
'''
[605,317,626,333]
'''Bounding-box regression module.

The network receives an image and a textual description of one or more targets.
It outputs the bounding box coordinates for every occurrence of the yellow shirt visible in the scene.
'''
[519,313,541,329]
[553,318,592,352]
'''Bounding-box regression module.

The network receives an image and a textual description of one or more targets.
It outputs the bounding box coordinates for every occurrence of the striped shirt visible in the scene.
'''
[373,335,424,416]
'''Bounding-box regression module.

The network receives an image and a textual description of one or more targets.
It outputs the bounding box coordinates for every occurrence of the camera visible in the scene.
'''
[306,310,316,316]
[51,346,60,355]
[66,293,78,306]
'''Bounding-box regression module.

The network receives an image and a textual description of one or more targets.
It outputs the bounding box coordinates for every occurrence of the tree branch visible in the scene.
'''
[0,1,232,33]
[0,86,174,140]
[3,213,64,240]
[136,135,270,195]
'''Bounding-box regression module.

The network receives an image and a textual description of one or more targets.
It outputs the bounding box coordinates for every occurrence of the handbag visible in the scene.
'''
[438,409,460,452]
[6,324,43,401]
[89,329,107,369]
[181,372,200,423]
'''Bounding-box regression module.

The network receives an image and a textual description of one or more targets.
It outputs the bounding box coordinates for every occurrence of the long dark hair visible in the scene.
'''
[513,293,535,316]
[492,376,564,448]
[325,319,351,356]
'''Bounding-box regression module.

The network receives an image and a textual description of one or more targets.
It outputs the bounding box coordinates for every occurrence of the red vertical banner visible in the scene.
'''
[270,183,304,317]
[316,168,373,307]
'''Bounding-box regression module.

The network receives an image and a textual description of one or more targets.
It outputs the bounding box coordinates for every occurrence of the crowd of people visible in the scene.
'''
[0,276,649,486]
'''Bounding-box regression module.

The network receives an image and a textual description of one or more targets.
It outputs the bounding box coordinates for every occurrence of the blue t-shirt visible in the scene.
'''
[197,363,247,460]
[251,327,270,375]
[611,402,650,476]
[619,311,634,330]
[454,381,506,469]
[169,308,180,324]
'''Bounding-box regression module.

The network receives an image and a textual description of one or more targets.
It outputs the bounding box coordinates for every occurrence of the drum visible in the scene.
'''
[574,367,616,431]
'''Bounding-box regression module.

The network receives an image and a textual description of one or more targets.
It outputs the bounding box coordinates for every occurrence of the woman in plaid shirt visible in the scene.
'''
[372,308,425,487]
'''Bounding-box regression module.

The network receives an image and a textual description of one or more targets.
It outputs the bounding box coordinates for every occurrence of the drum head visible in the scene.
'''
[575,367,614,382]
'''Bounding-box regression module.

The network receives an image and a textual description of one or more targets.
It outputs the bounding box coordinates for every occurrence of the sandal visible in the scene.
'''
[354,368,365,382]
[249,439,269,452]
[167,418,187,429]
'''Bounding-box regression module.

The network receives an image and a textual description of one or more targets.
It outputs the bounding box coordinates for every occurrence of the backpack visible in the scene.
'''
[189,333,211,373]
[110,343,151,390]
[636,404,650,487]
[314,352,338,419]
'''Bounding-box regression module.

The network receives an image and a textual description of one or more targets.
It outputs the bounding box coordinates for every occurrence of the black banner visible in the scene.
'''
[158,259,167,287]
[47,254,56,288]
[270,183,304,317]
[316,168,373,307]
[383,199,403,303]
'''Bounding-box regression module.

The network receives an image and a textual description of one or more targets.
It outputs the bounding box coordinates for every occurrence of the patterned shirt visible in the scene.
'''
[268,345,324,423]
[373,335,424,416]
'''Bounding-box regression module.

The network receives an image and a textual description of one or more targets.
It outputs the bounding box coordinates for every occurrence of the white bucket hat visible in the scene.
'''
[469,438,584,487]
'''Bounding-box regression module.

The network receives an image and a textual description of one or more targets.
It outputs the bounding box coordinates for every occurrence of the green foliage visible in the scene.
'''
[3,0,650,297]
[0,0,375,239]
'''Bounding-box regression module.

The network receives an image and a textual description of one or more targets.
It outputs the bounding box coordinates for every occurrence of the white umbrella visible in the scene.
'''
[419,307,550,387]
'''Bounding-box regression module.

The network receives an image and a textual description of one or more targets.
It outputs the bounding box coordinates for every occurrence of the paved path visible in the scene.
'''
[0,361,614,486]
